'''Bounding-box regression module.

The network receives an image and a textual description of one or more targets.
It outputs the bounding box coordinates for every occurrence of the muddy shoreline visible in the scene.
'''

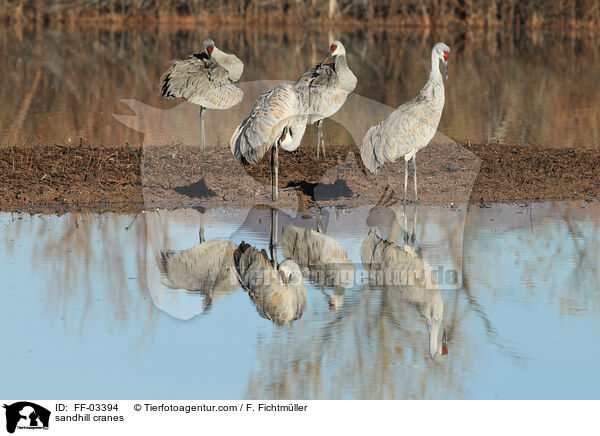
[0,142,598,214]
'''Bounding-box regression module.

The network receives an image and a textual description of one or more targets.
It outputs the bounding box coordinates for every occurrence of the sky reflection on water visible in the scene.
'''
[1,201,599,399]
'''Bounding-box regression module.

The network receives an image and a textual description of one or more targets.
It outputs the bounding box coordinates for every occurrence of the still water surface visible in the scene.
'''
[1,26,599,148]
[1,201,599,399]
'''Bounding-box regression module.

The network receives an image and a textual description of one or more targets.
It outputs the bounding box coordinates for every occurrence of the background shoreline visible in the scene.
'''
[2,0,599,29]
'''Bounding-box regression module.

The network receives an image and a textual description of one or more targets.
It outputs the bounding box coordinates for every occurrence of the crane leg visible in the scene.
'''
[200,106,206,152]
[319,120,326,158]
[269,207,279,266]
[411,203,418,246]
[271,145,279,201]
[275,145,279,201]
[316,207,324,233]
[403,159,409,209]
[413,154,418,203]
[199,219,205,244]
[273,208,278,265]
[403,205,409,247]
[271,146,274,200]
[316,120,322,158]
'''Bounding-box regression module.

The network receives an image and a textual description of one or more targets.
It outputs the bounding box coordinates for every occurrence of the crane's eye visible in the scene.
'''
[443,51,449,60]
[330,44,337,52]
[207,46,214,54]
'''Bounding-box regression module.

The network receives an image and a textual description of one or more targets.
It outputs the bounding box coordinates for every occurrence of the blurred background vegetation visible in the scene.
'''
[0,0,599,27]
[2,25,599,149]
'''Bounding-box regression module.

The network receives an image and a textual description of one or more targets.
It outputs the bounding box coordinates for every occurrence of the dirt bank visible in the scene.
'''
[0,141,598,214]
[0,144,143,213]
[464,142,600,203]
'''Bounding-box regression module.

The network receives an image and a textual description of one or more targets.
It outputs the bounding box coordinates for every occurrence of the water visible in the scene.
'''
[1,201,599,399]
[1,25,599,149]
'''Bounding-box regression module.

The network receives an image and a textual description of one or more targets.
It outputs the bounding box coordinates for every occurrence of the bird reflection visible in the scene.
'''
[361,202,448,363]
[154,207,309,325]
[281,211,354,310]
[234,209,307,326]
[157,239,239,312]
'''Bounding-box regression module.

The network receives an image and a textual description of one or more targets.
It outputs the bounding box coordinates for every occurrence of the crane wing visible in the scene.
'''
[230,83,305,165]
[160,54,243,110]
[212,49,244,82]
[294,64,339,120]
[295,63,336,89]
[361,96,440,173]
[157,240,238,291]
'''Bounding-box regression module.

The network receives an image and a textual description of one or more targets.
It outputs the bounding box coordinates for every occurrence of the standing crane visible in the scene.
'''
[295,41,357,158]
[360,42,450,205]
[160,37,244,152]
[229,83,308,201]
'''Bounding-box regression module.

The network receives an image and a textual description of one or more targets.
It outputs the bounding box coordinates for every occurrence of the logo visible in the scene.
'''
[3,402,50,434]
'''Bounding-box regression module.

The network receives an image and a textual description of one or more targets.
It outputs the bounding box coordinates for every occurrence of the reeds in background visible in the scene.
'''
[0,24,599,149]
[1,0,599,27]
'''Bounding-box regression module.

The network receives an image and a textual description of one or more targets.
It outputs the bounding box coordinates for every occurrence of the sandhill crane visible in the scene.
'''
[157,240,239,311]
[234,242,307,326]
[361,42,450,206]
[281,223,354,310]
[230,83,308,201]
[160,37,244,152]
[295,40,357,158]
[360,207,448,362]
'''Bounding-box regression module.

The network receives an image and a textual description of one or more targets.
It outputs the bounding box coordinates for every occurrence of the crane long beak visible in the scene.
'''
[443,60,448,81]
[441,327,448,355]
[318,54,331,68]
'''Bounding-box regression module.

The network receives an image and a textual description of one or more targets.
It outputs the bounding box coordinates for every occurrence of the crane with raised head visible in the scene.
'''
[361,42,451,206]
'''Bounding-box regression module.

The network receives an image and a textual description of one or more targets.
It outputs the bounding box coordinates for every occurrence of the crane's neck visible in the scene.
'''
[335,53,348,70]
[428,318,443,360]
[211,47,226,63]
[335,54,357,92]
[419,50,445,103]
[429,50,443,82]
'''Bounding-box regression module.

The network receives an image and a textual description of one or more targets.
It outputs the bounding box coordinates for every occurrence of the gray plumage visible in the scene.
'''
[230,83,307,165]
[360,229,447,362]
[294,41,357,157]
[281,224,354,309]
[160,38,243,110]
[229,82,308,200]
[160,38,243,151]
[360,42,450,202]
[234,242,307,326]
[157,240,239,309]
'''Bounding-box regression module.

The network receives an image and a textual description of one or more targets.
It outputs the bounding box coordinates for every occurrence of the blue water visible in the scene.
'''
[0,202,599,399]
